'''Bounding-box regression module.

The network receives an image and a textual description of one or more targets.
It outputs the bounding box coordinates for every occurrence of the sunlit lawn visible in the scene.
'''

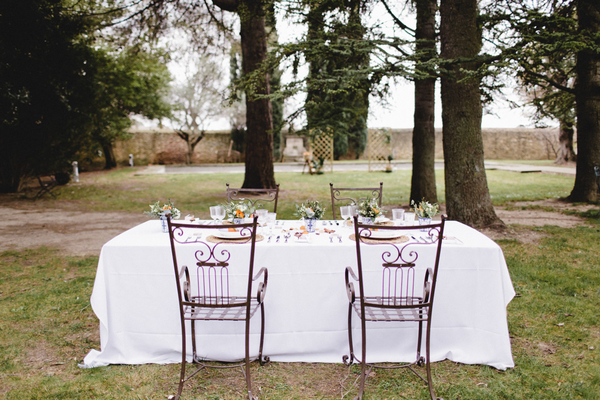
[2,165,599,399]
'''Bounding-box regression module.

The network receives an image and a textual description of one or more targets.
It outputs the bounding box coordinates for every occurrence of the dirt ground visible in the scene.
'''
[0,198,596,257]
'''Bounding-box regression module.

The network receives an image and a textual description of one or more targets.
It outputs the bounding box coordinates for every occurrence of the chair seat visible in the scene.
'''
[353,296,429,322]
[184,297,261,321]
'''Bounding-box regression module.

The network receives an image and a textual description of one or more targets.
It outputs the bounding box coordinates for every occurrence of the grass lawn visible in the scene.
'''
[1,167,599,399]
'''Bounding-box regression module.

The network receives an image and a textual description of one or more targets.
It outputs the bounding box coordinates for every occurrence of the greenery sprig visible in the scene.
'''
[411,199,439,219]
[358,198,383,219]
[295,201,325,220]
[145,199,181,219]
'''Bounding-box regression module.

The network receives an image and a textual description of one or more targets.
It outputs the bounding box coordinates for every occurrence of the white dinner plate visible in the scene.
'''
[375,217,390,223]
[212,229,250,239]
[360,229,405,240]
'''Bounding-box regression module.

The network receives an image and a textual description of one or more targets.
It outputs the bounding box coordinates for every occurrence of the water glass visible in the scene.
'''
[266,212,277,233]
[256,209,268,225]
[340,206,351,221]
[210,206,225,223]
[392,209,405,225]
[404,212,416,225]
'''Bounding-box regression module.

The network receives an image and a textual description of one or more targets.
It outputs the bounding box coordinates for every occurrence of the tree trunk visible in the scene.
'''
[410,0,438,204]
[569,0,600,202]
[240,1,276,189]
[440,0,502,227]
[214,0,276,189]
[554,120,577,164]
[102,142,117,170]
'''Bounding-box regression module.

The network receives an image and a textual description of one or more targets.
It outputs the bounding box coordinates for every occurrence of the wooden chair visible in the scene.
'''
[329,182,383,219]
[226,183,280,213]
[343,215,447,400]
[166,215,269,400]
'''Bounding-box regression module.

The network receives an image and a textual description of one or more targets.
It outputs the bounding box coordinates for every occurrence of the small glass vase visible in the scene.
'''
[160,215,168,233]
[418,217,432,232]
[361,216,373,225]
[305,218,317,233]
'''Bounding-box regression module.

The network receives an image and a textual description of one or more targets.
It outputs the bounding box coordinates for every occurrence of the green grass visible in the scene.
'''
[16,165,575,219]
[3,166,598,399]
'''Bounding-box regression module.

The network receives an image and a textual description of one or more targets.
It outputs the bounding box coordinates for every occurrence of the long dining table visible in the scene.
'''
[83,219,515,370]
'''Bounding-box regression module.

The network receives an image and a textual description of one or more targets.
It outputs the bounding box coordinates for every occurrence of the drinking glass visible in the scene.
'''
[340,206,352,229]
[392,209,405,225]
[210,206,225,224]
[404,212,416,225]
[266,212,277,234]
[256,209,268,225]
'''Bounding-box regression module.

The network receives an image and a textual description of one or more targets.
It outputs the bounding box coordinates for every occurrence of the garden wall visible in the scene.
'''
[112,126,561,166]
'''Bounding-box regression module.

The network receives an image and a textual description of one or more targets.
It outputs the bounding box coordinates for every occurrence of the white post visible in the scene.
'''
[129,154,134,167]
[72,161,79,183]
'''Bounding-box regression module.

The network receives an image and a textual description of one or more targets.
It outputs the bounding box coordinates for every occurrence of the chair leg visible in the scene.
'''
[258,302,268,365]
[244,319,254,400]
[357,317,367,400]
[176,320,187,400]
[344,304,356,365]
[416,319,424,365]
[425,322,437,400]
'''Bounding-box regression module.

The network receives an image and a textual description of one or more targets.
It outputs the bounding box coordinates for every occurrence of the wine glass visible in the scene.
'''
[266,212,277,235]
[210,206,225,224]
[256,209,268,226]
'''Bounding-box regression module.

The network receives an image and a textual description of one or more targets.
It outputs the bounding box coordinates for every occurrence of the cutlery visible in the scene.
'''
[267,235,272,243]
[338,235,342,243]
[284,233,291,243]
[276,235,281,243]
[329,235,333,243]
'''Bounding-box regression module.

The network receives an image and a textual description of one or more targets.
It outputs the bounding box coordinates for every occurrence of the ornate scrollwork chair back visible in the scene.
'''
[167,215,268,400]
[344,214,447,400]
[226,183,280,213]
[329,182,383,219]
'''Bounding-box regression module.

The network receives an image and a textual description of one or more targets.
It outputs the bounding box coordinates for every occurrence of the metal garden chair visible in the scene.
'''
[166,215,268,399]
[343,215,447,400]
[329,182,383,219]
[226,183,280,212]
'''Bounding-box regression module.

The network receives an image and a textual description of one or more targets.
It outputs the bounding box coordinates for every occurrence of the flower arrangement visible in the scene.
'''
[222,200,256,221]
[411,199,439,219]
[295,200,326,220]
[358,198,383,219]
[145,199,181,219]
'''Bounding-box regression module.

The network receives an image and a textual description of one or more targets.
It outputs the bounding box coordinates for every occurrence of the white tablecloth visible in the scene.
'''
[83,220,515,370]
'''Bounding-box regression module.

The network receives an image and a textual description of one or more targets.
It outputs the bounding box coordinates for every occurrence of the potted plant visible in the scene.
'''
[357,198,384,224]
[222,200,256,223]
[145,199,181,232]
[295,200,325,232]
[411,199,439,231]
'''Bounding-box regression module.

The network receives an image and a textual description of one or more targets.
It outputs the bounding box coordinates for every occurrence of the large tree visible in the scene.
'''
[570,0,600,201]
[171,55,224,164]
[304,0,370,160]
[440,0,502,227]
[488,0,600,201]
[410,0,438,204]
[0,0,95,192]
[89,46,172,169]
[213,0,276,189]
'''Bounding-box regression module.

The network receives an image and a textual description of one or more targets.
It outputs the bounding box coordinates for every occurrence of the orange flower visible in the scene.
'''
[235,209,244,218]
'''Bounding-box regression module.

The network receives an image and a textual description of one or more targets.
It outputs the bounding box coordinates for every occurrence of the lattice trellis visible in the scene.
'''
[367,129,392,172]
[309,131,334,173]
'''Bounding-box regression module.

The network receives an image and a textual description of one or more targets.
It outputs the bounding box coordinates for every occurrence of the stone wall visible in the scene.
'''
[113,126,562,166]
